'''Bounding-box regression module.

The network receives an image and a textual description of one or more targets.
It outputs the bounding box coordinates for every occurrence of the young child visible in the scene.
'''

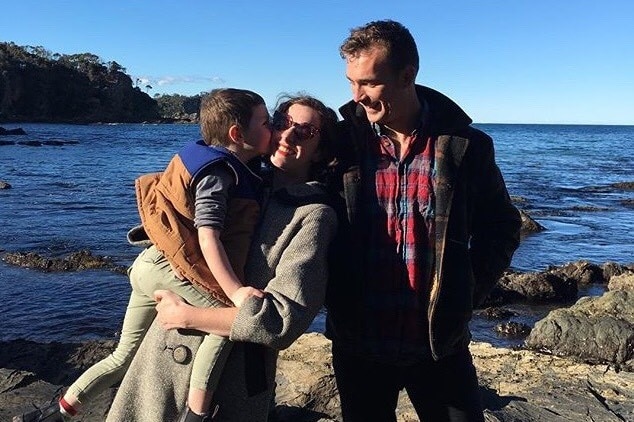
[14,88,271,422]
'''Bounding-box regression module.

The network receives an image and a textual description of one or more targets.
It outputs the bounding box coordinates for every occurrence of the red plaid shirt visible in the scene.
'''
[359,126,435,360]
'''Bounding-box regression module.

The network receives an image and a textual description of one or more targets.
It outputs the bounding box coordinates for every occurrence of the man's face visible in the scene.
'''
[345,47,405,125]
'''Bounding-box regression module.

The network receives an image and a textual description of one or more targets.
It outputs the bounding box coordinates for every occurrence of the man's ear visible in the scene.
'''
[400,64,417,87]
[228,124,243,145]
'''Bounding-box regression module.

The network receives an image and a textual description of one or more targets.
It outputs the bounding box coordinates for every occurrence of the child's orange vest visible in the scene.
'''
[135,141,261,306]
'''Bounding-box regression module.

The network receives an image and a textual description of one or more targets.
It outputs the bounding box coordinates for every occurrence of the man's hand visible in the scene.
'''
[154,289,191,330]
[229,286,265,307]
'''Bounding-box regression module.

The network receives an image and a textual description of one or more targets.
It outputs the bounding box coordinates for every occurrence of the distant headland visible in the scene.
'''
[0,42,200,124]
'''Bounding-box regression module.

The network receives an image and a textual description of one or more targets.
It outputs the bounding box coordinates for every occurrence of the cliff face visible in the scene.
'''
[0,43,160,123]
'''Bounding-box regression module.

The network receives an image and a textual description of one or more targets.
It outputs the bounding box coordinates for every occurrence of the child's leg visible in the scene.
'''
[156,257,232,417]
[63,287,157,408]
[187,335,233,415]
[64,246,168,409]
[143,246,233,417]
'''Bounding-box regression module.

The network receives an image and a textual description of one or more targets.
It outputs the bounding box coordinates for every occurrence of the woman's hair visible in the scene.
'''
[274,93,339,182]
[199,88,265,146]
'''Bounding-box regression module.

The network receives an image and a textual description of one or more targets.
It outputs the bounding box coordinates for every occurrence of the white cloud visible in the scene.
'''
[135,75,226,87]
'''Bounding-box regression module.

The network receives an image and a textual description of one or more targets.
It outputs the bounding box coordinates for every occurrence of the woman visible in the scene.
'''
[106,94,339,422]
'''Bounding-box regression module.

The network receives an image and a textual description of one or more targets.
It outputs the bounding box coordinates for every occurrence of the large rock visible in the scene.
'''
[548,260,605,284]
[519,209,545,236]
[608,271,634,291]
[484,260,634,308]
[275,333,340,418]
[0,126,26,135]
[0,340,117,421]
[2,250,127,274]
[495,271,578,303]
[601,261,634,281]
[473,342,634,422]
[525,289,634,370]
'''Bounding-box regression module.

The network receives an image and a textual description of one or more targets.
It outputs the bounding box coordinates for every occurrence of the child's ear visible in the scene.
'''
[228,125,243,145]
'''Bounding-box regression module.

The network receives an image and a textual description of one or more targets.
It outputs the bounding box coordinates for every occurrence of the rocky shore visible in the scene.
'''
[2,260,633,421]
[2,333,633,421]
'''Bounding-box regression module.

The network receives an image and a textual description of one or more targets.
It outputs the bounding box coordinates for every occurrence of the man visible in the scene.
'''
[325,20,521,422]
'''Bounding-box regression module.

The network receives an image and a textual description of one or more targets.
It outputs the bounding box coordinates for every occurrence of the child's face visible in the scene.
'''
[241,104,272,160]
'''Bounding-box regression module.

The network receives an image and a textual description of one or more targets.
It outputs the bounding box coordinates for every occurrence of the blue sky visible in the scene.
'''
[2,0,633,124]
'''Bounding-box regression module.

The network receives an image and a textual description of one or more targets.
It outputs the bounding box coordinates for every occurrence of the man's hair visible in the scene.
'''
[339,19,419,74]
[199,88,265,146]
[274,93,339,182]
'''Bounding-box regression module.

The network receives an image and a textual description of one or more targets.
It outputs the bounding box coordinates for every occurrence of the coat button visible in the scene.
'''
[172,345,191,364]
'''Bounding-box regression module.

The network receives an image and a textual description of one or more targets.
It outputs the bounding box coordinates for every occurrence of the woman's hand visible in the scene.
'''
[154,289,191,330]
[229,285,265,307]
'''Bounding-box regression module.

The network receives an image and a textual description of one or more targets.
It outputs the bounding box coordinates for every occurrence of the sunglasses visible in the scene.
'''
[271,111,320,142]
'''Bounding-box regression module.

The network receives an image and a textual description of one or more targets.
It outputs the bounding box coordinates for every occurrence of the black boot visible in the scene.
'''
[176,406,209,422]
[13,402,66,422]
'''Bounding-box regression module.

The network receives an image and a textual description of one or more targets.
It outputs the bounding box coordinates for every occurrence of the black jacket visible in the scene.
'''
[325,85,521,361]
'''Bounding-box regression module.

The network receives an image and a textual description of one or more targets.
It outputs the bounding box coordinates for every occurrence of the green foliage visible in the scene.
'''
[154,93,201,121]
[0,42,159,123]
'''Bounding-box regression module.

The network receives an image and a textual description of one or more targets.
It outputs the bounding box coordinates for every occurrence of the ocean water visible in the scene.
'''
[1,123,633,346]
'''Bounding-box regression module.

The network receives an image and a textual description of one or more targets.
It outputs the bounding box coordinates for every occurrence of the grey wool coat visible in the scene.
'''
[106,181,337,422]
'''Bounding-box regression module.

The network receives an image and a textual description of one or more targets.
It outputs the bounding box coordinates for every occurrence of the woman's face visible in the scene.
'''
[269,103,322,177]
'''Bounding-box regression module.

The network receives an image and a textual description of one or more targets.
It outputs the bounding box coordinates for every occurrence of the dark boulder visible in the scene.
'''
[480,307,517,320]
[0,126,26,135]
[525,289,634,370]
[610,181,634,191]
[496,271,578,303]
[494,321,532,338]
[519,209,545,236]
[602,261,634,281]
[2,249,127,274]
[17,140,42,146]
[548,260,606,285]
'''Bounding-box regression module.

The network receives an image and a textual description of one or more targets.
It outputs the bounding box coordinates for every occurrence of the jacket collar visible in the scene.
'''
[338,85,472,136]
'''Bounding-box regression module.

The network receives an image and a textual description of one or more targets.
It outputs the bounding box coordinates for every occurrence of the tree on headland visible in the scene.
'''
[108,61,125,74]
[153,93,202,122]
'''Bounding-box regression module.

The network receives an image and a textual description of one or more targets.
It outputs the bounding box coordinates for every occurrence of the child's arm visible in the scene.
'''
[198,226,264,307]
